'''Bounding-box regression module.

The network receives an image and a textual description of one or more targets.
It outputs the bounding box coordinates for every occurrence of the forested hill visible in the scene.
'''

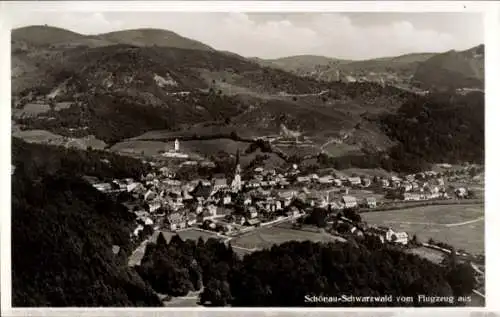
[380,91,484,171]
[11,139,161,306]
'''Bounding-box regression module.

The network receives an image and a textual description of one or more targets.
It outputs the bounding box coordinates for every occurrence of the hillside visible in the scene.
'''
[412,45,484,90]
[96,28,215,51]
[254,52,436,86]
[12,25,85,47]
[12,40,410,146]
[11,139,161,307]
[11,25,484,172]
[256,48,484,92]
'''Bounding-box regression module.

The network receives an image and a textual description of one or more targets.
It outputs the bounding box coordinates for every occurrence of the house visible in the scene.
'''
[191,181,213,201]
[333,179,343,187]
[296,176,311,184]
[166,212,186,231]
[243,196,252,205]
[247,207,258,219]
[144,189,157,201]
[245,180,261,189]
[197,210,213,223]
[401,182,413,192]
[223,194,232,205]
[361,177,371,187]
[127,182,141,192]
[245,218,261,227]
[365,226,408,245]
[348,177,362,186]
[411,182,420,190]
[318,175,334,184]
[365,197,377,209]
[342,196,358,208]
[205,204,217,217]
[254,167,264,174]
[403,193,421,201]
[350,227,364,237]
[455,187,468,198]
[380,178,390,188]
[93,183,112,193]
[309,174,320,181]
[212,178,228,192]
[234,215,246,226]
[329,201,343,210]
[186,213,197,226]
[148,200,162,213]
[279,180,290,188]
[290,206,300,217]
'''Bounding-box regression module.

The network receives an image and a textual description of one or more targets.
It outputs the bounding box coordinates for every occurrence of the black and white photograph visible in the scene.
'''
[3,2,488,309]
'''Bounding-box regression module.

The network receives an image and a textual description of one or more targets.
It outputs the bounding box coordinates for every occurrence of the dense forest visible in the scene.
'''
[12,171,162,306]
[11,138,162,306]
[380,91,484,171]
[12,137,151,180]
[136,234,476,307]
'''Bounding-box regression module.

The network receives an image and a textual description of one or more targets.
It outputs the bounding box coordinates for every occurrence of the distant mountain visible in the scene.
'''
[254,52,437,87]
[11,25,216,51]
[12,25,85,47]
[251,55,351,73]
[412,44,484,90]
[95,28,215,51]
[254,48,484,92]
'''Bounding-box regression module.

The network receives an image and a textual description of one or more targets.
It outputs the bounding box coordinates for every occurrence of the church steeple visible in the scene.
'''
[235,149,241,174]
[231,149,242,192]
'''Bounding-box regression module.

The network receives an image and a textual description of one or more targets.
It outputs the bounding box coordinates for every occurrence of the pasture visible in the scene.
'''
[159,229,222,243]
[362,204,484,254]
[110,140,169,157]
[231,222,345,251]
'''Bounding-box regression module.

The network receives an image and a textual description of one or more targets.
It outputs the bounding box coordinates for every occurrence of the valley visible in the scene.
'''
[10,23,485,308]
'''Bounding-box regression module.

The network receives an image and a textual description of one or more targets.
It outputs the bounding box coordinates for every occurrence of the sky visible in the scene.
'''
[4,6,484,60]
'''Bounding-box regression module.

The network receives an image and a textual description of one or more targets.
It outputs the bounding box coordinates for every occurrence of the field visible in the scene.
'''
[362,204,484,254]
[12,129,108,150]
[110,140,169,156]
[322,142,362,157]
[160,229,222,243]
[231,222,345,251]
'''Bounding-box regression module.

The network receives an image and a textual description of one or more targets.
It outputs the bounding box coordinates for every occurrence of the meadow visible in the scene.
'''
[231,223,345,251]
[362,204,484,254]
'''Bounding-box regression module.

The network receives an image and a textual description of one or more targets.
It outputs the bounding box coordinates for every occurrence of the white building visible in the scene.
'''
[342,195,358,208]
[174,139,180,152]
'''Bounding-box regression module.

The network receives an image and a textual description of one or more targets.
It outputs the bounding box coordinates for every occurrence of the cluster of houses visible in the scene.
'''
[332,216,409,246]
[82,138,481,240]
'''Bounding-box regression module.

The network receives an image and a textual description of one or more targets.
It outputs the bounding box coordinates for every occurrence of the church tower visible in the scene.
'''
[174,139,180,152]
[231,149,242,192]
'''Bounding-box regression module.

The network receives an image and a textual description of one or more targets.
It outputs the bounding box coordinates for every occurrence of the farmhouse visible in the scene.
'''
[342,195,358,208]
[246,218,261,227]
[403,193,421,201]
[364,197,377,209]
[212,177,228,192]
[191,181,213,201]
[348,177,362,186]
[166,212,186,231]
[365,226,409,245]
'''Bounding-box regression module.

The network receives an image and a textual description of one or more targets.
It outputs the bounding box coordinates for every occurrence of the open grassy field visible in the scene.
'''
[161,229,222,243]
[110,140,169,156]
[13,129,108,150]
[231,223,345,250]
[322,142,362,157]
[362,204,484,254]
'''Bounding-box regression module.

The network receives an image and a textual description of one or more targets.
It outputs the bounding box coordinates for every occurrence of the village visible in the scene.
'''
[83,139,482,250]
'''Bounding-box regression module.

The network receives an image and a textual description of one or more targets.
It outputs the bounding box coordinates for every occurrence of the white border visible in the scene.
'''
[1,1,498,315]
[484,1,500,312]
